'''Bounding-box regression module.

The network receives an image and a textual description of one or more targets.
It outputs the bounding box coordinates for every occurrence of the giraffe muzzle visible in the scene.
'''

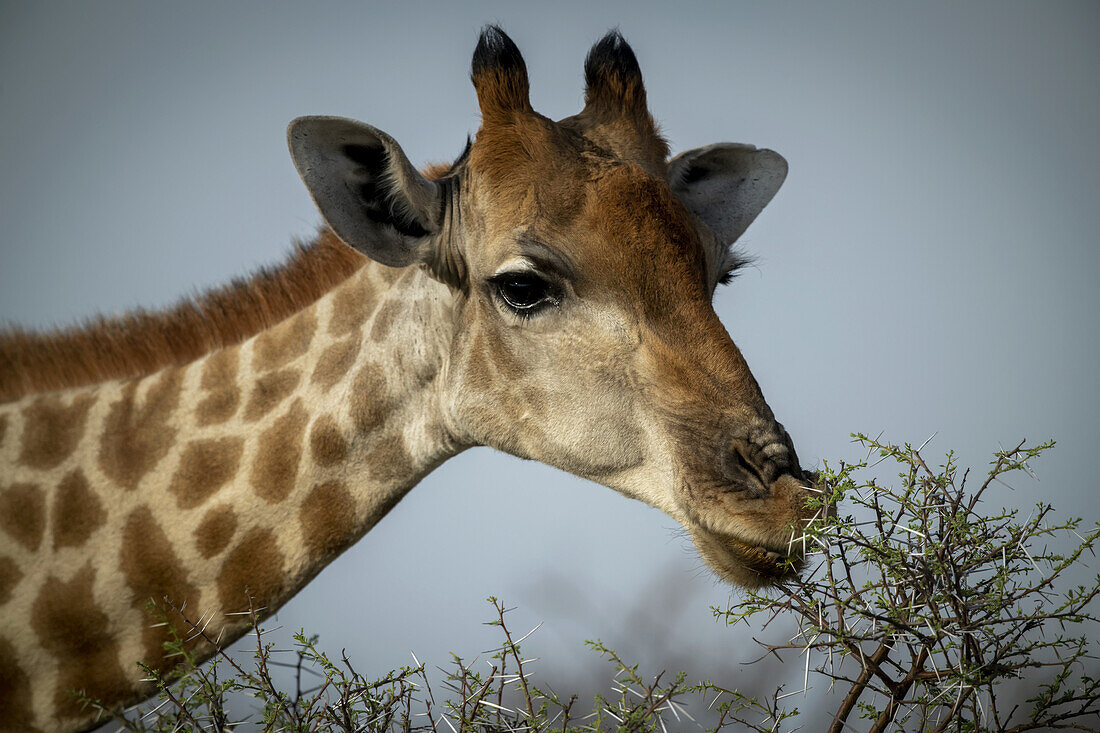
[679,435,816,588]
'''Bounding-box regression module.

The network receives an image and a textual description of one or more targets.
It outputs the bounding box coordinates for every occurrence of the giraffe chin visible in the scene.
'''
[688,526,804,589]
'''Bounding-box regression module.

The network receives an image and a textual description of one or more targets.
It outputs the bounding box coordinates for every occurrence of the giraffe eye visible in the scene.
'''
[490,271,559,315]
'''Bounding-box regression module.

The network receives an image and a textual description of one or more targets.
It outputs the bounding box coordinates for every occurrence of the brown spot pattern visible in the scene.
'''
[194,505,237,559]
[300,481,356,558]
[196,347,240,426]
[0,483,45,551]
[0,636,37,731]
[19,393,95,469]
[364,434,415,486]
[99,368,182,490]
[250,399,307,503]
[350,362,392,434]
[120,507,201,669]
[243,368,301,422]
[218,527,285,613]
[30,564,130,717]
[51,469,106,549]
[252,310,316,372]
[311,336,360,392]
[168,437,244,509]
[0,556,22,606]
[369,299,402,342]
[327,271,375,337]
[309,414,348,467]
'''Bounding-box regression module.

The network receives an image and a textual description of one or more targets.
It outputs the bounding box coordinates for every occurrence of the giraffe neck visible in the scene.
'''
[0,262,462,732]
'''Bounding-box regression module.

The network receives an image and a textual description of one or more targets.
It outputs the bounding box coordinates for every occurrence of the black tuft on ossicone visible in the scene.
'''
[584,29,643,93]
[578,29,667,168]
[472,25,526,80]
[470,25,531,116]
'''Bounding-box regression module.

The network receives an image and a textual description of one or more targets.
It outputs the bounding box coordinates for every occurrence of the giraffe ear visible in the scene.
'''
[288,116,442,269]
[669,143,787,280]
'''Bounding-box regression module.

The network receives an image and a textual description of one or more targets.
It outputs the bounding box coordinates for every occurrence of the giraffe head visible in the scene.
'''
[288,27,812,587]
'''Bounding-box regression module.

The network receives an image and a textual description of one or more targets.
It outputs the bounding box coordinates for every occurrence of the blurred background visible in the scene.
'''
[2,0,1097,723]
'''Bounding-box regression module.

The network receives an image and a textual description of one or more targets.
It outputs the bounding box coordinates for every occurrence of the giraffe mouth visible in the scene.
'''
[676,470,821,587]
[688,526,803,587]
[724,534,795,576]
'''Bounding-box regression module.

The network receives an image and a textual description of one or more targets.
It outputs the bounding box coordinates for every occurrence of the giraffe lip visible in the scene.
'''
[722,534,793,571]
[689,524,800,582]
[686,512,791,560]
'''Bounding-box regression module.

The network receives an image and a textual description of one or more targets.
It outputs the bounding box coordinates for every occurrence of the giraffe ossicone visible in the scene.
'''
[0,26,814,732]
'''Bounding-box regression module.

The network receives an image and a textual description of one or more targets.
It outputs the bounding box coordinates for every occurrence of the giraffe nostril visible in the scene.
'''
[724,442,770,494]
[722,432,801,494]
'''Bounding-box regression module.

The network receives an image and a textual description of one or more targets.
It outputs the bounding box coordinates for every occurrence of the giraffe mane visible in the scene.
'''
[0,229,365,403]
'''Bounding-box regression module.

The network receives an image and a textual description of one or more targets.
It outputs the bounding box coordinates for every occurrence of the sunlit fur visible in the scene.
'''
[0,231,363,403]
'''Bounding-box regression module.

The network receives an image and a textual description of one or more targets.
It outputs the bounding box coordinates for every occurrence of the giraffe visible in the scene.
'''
[0,27,813,732]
